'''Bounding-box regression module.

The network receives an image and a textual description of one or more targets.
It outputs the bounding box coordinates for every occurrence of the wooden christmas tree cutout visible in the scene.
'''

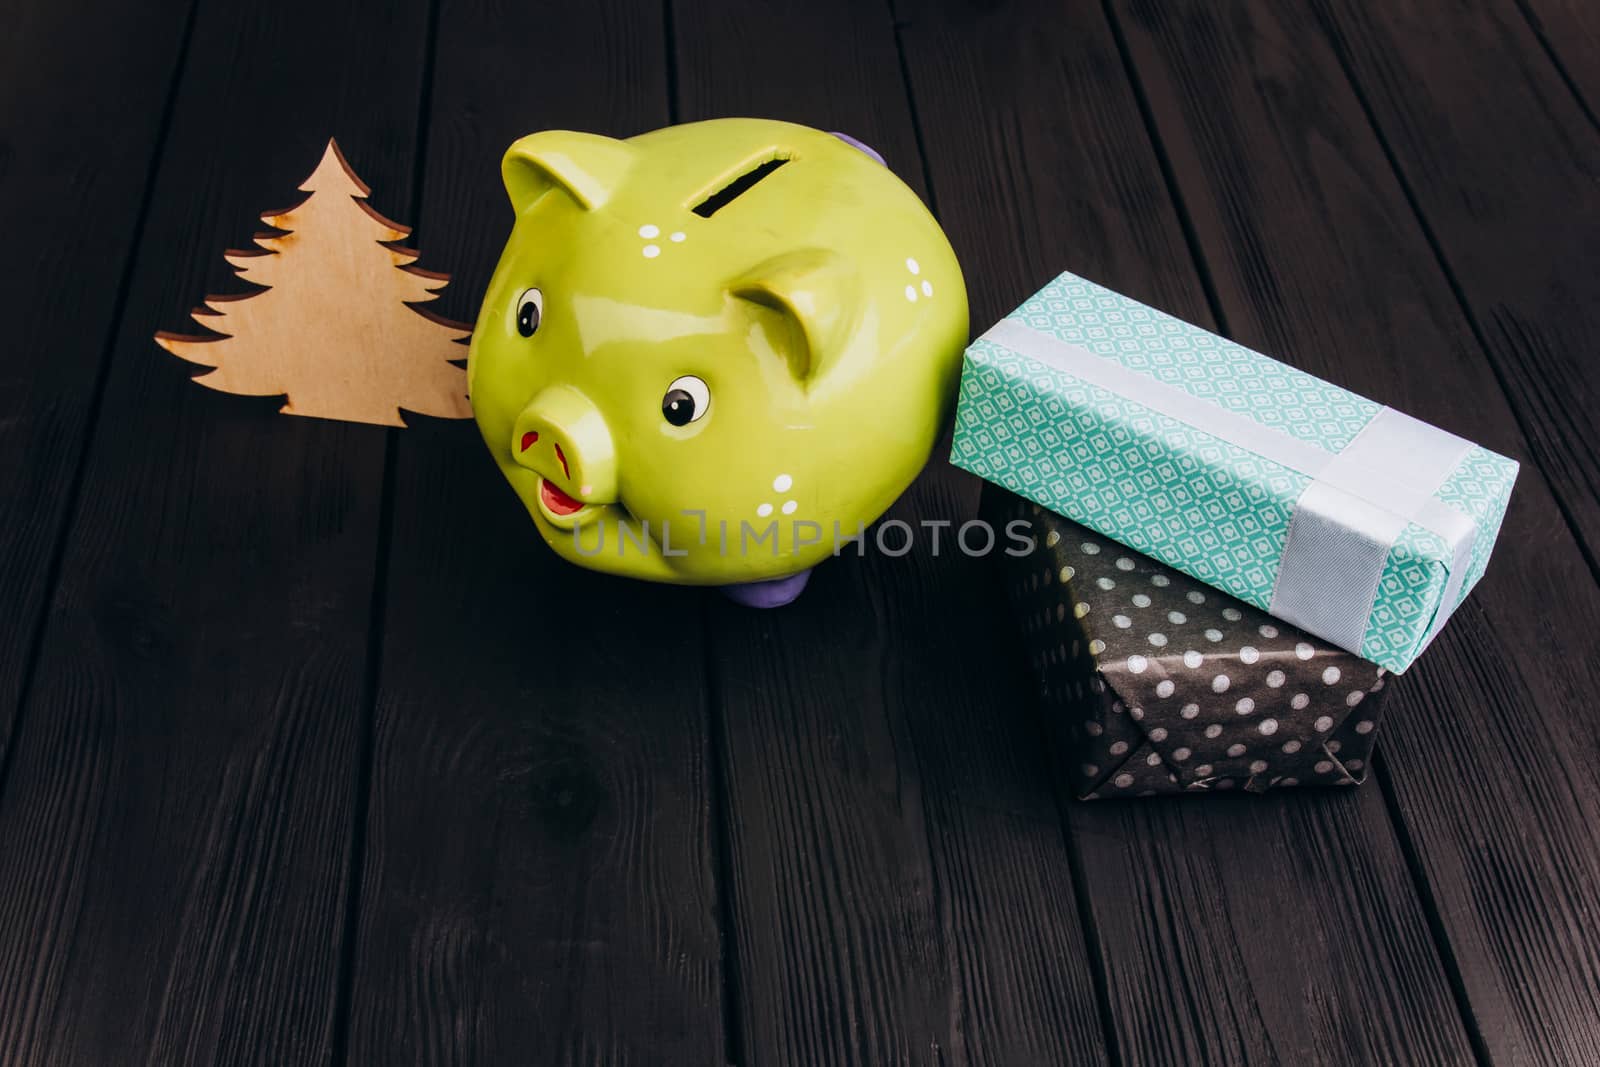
[156,139,473,427]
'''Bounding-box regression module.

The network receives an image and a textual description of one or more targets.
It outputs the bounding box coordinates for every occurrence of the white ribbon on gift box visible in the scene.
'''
[982,317,1477,661]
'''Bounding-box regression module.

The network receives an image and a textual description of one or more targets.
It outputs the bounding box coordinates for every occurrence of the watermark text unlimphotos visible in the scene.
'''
[563,511,1041,558]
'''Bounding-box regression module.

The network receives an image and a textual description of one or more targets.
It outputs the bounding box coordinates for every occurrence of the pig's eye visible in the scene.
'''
[514,287,543,337]
[662,375,710,426]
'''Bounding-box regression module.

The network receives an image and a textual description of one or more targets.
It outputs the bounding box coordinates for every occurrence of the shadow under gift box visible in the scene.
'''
[981,486,1390,799]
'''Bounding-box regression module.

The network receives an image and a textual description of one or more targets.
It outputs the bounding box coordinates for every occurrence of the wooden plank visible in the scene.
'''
[1515,0,1600,121]
[1109,0,1600,1062]
[672,1,1109,1063]
[0,0,191,763]
[339,1,727,1064]
[1320,0,1600,563]
[0,0,433,1062]
[897,2,1483,1063]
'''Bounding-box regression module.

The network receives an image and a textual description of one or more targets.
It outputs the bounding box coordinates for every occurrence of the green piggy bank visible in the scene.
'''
[467,119,968,605]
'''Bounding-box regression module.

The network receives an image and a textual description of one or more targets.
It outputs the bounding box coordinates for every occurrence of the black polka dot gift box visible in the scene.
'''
[981,487,1389,799]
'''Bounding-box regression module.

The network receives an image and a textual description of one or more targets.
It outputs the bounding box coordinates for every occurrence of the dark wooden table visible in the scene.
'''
[4,0,1598,1063]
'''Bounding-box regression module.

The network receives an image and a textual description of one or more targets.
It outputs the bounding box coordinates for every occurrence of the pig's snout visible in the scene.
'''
[511,385,618,502]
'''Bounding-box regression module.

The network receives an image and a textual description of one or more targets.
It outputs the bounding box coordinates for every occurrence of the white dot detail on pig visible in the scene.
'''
[670,231,686,242]
[773,473,793,492]
[642,244,661,258]
[756,503,773,518]
[905,285,919,303]
[781,501,798,515]
[639,224,660,238]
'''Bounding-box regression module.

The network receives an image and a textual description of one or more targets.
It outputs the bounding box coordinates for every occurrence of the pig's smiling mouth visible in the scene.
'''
[531,475,623,531]
[538,478,587,518]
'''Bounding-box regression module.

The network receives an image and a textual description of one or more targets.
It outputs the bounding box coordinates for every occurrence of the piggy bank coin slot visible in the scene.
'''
[691,155,791,218]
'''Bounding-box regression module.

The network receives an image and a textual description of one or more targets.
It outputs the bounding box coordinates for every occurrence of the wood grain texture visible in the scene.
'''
[898,1,1478,1063]
[1110,0,1600,1061]
[674,1,1108,1063]
[0,0,433,1062]
[1314,0,1600,564]
[339,1,726,1064]
[0,0,191,765]
[0,3,1596,1065]
[1515,0,1600,122]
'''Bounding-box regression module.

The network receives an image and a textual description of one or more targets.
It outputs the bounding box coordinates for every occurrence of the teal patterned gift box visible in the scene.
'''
[951,272,1519,673]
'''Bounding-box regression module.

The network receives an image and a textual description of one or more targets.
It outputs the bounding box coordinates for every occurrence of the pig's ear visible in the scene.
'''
[501,131,636,213]
[730,249,860,385]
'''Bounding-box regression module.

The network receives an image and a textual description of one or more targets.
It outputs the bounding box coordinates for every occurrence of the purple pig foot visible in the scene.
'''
[719,568,813,608]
